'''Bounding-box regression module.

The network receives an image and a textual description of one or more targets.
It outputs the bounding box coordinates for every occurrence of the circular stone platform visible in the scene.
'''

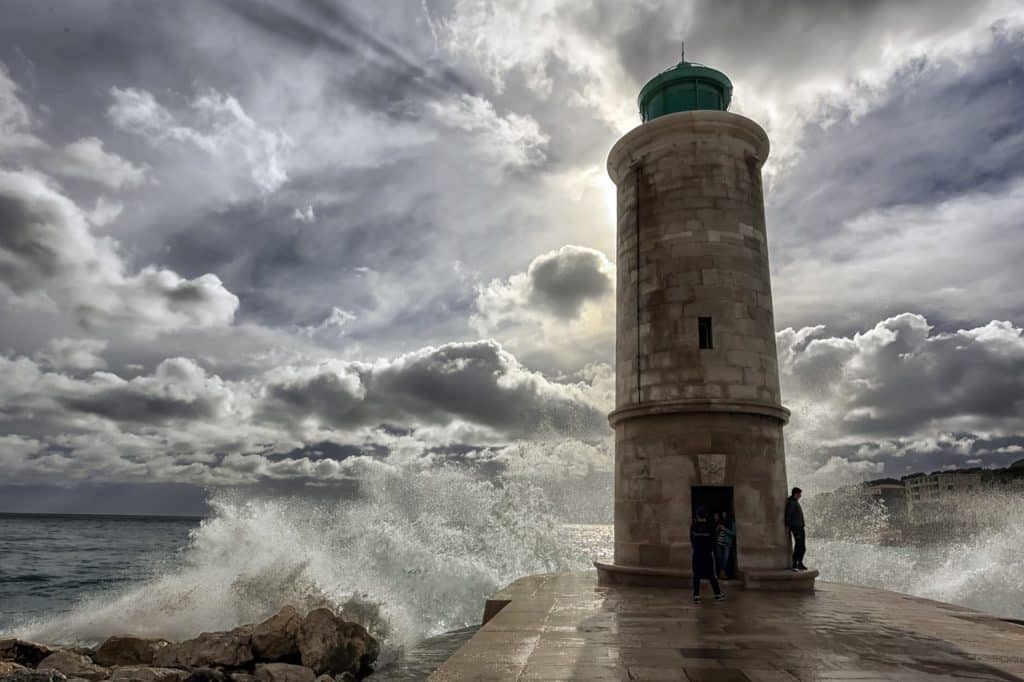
[429,570,1024,681]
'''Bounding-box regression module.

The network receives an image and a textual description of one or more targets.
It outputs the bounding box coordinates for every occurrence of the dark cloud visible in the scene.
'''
[259,339,608,437]
[779,314,1024,488]
[472,246,615,372]
[527,245,614,318]
[771,30,1024,252]
[0,173,70,292]
[58,358,230,425]
[783,315,1024,437]
[0,169,238,333]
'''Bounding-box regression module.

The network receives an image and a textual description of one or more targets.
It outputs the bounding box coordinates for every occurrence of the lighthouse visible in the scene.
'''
[595,51,817,590]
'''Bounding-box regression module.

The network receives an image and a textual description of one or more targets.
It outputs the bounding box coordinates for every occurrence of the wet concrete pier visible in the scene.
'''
[429,570,1024,681]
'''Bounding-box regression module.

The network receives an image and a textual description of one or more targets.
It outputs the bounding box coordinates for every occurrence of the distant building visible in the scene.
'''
[904,471,983,522]
[863,478,907,520]
[982,458,1024,491]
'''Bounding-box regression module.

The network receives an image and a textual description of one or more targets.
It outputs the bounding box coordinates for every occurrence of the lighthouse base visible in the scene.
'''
[594,560,818,592]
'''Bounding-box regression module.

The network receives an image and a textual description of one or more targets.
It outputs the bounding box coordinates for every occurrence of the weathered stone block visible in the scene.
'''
[637,544,670,567]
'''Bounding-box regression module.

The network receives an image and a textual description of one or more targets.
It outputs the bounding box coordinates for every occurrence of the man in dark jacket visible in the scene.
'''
[785,487,808,571]
[690,506,725,602]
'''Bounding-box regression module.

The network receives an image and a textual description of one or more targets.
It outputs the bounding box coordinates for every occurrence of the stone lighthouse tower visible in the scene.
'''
[595,53,816,590]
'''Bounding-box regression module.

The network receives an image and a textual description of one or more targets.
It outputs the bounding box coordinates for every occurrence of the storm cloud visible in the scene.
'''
[779,315,1024,488]
[0,169,238,333]
[259,339,608,437]
[472,246,615,371]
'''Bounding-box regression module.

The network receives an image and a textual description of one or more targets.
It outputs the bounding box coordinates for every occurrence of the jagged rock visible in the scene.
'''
[66,648,95,661]
[0,639,56,668]
[36,651,109,681]
[251,607,301,663]
[181,669,227,682]
[95,637,170,667]
[153,629,253,670]
[109,666,189,682]
[228,674,256,682]
[253,664,314,682]
[314,676,331,682]
[332,674,354,682]
[0,661,28,675]
[0,669,67,682]
[296,609,378,677]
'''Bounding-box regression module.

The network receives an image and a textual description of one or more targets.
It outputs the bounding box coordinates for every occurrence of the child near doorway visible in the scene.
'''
[716,511,737,580]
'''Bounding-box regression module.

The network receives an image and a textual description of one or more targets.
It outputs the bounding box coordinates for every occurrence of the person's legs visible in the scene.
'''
[793,528,807,567]
[718,543,732,578]
[709,570,721,596]
[692,574,700,598]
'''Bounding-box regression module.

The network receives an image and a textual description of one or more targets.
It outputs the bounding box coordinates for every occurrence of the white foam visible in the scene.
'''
[17,460,594,660]
[810,489,1024,620]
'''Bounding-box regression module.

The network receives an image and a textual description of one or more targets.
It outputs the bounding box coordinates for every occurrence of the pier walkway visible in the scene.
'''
[429,570,1024,681]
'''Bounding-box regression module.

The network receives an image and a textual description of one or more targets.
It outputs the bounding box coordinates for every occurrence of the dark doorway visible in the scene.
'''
[691,485,737,578]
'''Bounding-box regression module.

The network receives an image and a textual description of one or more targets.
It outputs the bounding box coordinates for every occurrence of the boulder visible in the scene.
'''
[313,676,331,682]
[0,670,67,682]
[95,637,170,667]
[36,652,109,681]
[109,667,188,682]
[0,661,28,675]
[253,664,314,682]
[332,675,354,682]
[181,669,227,682]
[65,648,95,661]
[153,629,253,670]
[251,607,301,663]
[0,639,56,668]
[228,674,256,682]
[296,610,377,678]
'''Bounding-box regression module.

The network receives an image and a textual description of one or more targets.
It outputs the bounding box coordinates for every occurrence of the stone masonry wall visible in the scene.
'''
[609,111,781,411]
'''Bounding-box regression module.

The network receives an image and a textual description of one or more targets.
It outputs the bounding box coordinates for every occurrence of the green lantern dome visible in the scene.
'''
[638,47,732,122]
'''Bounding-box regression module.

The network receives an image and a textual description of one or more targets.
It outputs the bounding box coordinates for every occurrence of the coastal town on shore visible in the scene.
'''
[806,458,1024,542]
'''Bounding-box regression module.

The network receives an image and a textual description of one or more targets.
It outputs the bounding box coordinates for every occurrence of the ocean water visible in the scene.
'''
[0,514,198,631]
[2,476,1022,666]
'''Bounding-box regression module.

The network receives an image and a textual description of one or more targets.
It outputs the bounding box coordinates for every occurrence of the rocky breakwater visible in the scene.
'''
[0,606,378,682]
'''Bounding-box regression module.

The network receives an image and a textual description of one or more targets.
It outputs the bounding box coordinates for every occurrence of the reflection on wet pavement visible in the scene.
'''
[430,570,1024,681]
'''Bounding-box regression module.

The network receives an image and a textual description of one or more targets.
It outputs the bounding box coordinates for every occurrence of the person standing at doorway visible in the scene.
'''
[785,487,808,571]
[716,511,737,580]
[690,507,726,602]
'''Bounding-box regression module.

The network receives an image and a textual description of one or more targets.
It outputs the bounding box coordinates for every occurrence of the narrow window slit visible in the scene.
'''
[698,317,713,349]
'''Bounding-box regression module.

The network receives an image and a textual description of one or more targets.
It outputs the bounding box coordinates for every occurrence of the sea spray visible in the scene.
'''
[15,452,601,660]
[806,487,1024,620]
